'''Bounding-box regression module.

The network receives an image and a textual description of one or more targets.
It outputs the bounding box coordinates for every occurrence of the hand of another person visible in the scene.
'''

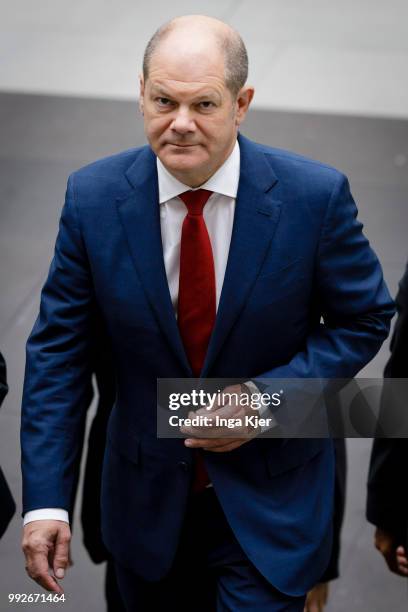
[375,528,408,576]
[304,582,329,612]
[22,520,71,593]
[395,545,408,575]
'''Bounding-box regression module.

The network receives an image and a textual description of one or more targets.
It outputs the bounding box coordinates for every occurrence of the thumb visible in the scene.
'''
[53,528,70,579]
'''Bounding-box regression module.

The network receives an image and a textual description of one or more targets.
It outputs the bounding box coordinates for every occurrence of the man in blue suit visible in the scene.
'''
[21,15,394,611]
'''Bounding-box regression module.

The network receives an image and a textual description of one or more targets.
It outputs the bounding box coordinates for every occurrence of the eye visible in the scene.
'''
[156,97,173,107]
[198,101,215,110]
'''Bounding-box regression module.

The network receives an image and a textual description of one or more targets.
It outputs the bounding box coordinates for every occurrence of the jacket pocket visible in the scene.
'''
[264,439,325,478]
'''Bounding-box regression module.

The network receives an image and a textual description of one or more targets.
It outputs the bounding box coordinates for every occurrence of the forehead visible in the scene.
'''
[147,33,227,88]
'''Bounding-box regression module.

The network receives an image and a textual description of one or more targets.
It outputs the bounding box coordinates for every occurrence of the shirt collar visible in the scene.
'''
[156,139,240,204]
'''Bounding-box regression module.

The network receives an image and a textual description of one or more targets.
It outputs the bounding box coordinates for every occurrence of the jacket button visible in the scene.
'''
[178,461,189,472]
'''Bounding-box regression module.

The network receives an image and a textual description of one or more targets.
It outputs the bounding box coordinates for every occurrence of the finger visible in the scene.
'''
[52,529,70,579]
[190,395,244,418]
[205,440,245,452]
[193,404,222,416]
[185,437,225,448]
[396,563,408,576]
[180,424,223,439]
[182,425,248,439]
[208,402,242,417]
[185,437,243,449]
[396,548,408,575]
[396,553,408,568]
[26,552,63,593]
[37,572,63,594]
[180,406,245,436]
[179,411,215,438]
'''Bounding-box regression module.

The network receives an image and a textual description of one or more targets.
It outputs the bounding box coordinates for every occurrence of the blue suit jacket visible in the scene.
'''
[21,133,394,596]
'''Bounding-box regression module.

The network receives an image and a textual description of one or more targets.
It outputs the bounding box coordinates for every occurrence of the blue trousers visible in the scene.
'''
[113,487,306,611]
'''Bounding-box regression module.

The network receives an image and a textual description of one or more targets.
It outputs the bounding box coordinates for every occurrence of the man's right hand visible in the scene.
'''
[22,520,71,593]
[374,528,408,576]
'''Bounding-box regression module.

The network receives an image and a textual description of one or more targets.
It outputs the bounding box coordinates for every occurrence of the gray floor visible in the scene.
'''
[0,91,407,610]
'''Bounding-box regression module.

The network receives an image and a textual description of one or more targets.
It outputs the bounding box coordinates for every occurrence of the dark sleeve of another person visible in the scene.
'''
[0,351,16,539]
[0,351,7,405]
[367,263,408,543]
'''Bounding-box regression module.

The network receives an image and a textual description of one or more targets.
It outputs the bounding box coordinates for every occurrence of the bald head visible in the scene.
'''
[143,15,248,97]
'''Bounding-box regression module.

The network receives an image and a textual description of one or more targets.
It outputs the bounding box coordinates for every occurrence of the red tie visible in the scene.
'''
[177,189,215,492]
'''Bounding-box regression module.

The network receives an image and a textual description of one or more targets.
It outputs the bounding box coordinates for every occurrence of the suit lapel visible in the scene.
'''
[115,146,192,375]
[201,134,282,376]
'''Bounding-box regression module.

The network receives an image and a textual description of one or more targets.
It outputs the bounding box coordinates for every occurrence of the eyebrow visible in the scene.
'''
[150,87,173,98]
[151,86,221,103]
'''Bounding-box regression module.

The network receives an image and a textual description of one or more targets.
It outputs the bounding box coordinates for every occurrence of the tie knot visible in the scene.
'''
[179,189,213,216]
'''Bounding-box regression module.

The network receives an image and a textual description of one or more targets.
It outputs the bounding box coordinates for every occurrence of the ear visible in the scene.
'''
[138,73,145,115]
[235,85,255,126]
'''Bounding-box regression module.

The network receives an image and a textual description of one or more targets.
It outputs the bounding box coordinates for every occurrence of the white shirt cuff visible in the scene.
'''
[23,508,69,526]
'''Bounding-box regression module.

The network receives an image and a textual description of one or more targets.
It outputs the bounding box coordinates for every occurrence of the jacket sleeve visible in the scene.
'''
[255,173,395,387]
[20,174,94,516]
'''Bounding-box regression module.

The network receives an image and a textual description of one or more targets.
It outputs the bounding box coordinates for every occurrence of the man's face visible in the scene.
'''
[139,36,253,186]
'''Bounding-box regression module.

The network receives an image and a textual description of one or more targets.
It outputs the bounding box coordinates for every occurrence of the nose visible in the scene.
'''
[170,106,196,135]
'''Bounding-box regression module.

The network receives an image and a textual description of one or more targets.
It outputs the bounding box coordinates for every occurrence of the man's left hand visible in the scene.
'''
[181,383,260,452]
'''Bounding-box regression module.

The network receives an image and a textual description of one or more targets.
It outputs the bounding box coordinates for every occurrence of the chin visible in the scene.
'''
[163,152,207,172]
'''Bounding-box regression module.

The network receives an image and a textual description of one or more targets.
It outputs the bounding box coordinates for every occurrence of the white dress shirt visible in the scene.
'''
[24,140,242,526]
[158,139,240,312]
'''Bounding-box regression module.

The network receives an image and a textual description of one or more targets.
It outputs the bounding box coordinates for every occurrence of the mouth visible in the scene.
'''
[167,143,198,148]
